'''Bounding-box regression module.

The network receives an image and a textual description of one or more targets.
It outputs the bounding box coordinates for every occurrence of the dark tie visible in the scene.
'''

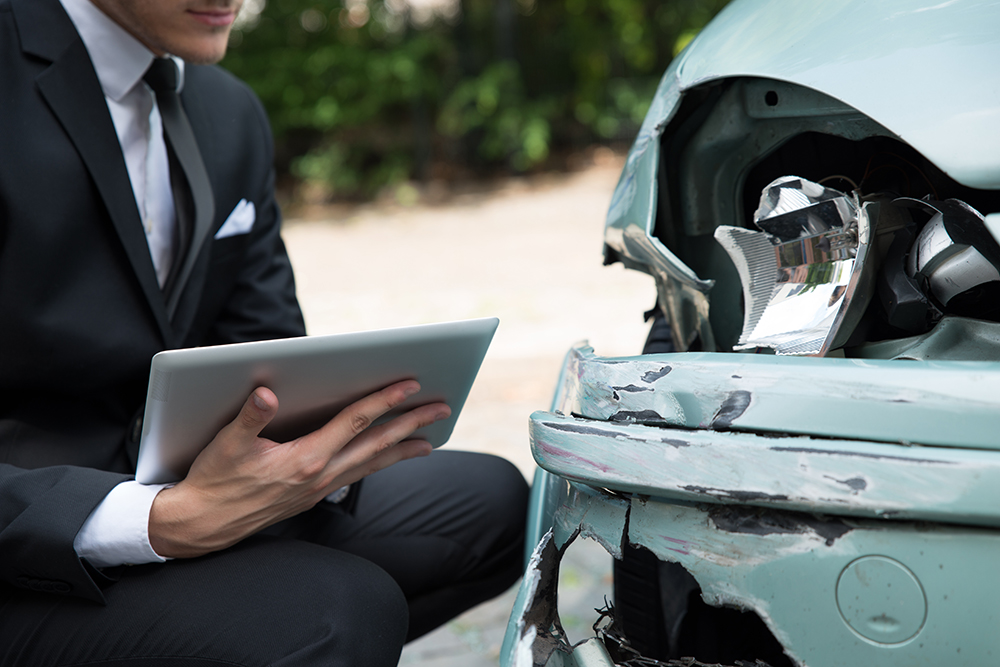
[143,58,215,316]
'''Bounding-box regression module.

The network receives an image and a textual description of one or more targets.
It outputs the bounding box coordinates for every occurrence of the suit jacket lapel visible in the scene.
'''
[16,0,174,345]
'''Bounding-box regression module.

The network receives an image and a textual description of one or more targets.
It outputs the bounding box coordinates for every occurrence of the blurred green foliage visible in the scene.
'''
[222,0,731,200]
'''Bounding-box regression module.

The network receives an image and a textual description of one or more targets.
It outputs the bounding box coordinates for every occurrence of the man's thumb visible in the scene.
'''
[233,387,278,437]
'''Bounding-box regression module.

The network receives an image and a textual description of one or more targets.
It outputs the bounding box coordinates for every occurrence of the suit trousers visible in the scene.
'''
[0,450,529,667]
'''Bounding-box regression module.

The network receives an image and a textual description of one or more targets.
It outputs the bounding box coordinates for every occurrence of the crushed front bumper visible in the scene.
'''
[502,346,1000,667]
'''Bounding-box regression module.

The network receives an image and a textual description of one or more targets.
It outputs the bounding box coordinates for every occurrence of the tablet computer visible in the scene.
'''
[135,317,499,484]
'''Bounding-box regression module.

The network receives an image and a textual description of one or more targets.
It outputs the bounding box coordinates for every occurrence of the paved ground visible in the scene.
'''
[281,152,655,665]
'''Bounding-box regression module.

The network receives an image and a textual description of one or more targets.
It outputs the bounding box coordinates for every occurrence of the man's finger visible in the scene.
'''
[319,439,433,496]
[333,402,450,472]
[309,380,422,447]
[227,387,279,441]
[338,439,433,490]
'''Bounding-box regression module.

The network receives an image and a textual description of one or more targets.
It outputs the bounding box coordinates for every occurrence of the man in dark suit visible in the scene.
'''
[0,0,528,664]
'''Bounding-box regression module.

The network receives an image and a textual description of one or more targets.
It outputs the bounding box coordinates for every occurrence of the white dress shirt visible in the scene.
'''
[60,0,181,567]
[59,0,183,287]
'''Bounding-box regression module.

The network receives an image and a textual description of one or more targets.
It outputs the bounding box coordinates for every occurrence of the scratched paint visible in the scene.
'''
[536,441,612,474]
[554,345,1000,450]
[530,411,1000,529]
[556,345,686,426]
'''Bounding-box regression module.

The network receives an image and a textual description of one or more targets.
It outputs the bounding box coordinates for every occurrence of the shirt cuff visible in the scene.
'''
[325,484,351,504]
[73,480,172,568]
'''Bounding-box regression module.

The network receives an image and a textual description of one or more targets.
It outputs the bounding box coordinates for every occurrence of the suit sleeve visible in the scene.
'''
[0,24,144,601]
[0,464,130,603]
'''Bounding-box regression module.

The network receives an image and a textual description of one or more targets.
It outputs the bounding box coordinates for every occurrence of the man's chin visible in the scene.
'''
[171,39,231,65]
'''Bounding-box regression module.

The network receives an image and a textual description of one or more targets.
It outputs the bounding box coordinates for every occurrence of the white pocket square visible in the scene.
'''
[215,199,256,239]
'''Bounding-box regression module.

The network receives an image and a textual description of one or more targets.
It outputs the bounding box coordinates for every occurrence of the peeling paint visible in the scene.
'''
[824,475,868,491]
[506,477,1000,667]
[512,337,1000,667]
[709,505,852,547]
[610,409,669,425]
[641,366,673,382]
[556,347,686,426]
[709,390,752,429]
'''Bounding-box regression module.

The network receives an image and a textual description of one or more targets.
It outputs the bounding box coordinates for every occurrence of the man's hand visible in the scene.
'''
[148,380,449,558]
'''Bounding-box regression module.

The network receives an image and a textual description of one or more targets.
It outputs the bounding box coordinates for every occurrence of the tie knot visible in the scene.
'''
[144,58,178,95]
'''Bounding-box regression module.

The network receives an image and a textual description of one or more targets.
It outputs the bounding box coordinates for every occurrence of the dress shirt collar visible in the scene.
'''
[58,0,185,102]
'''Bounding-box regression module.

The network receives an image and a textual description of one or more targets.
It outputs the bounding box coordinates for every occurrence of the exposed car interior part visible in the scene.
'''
[613,546,792,667]
[651,77,1000,353]
[899,198,1000,318]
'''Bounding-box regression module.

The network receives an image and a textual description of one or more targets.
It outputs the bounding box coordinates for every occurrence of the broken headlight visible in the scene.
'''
[715,176,1000,356]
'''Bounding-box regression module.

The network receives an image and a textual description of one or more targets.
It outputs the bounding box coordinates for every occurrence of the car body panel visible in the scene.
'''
[675,0,1000,191]
[505,478,1000,667]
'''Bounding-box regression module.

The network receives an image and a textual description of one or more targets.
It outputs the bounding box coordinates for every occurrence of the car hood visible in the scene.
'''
[670,0,1000,190]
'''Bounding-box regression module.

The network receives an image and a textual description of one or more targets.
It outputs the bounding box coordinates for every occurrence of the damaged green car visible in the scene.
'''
[502,1,1000,665]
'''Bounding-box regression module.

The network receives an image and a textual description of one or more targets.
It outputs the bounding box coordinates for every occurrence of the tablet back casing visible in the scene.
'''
[136,318,498,484]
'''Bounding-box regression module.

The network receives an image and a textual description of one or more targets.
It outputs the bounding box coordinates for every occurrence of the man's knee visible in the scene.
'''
[427,451,528,522]
[466,452,530,527]
[447,452,529,558]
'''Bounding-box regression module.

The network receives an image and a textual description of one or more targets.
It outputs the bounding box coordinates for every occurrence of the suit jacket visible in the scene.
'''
[0,0,306,602]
